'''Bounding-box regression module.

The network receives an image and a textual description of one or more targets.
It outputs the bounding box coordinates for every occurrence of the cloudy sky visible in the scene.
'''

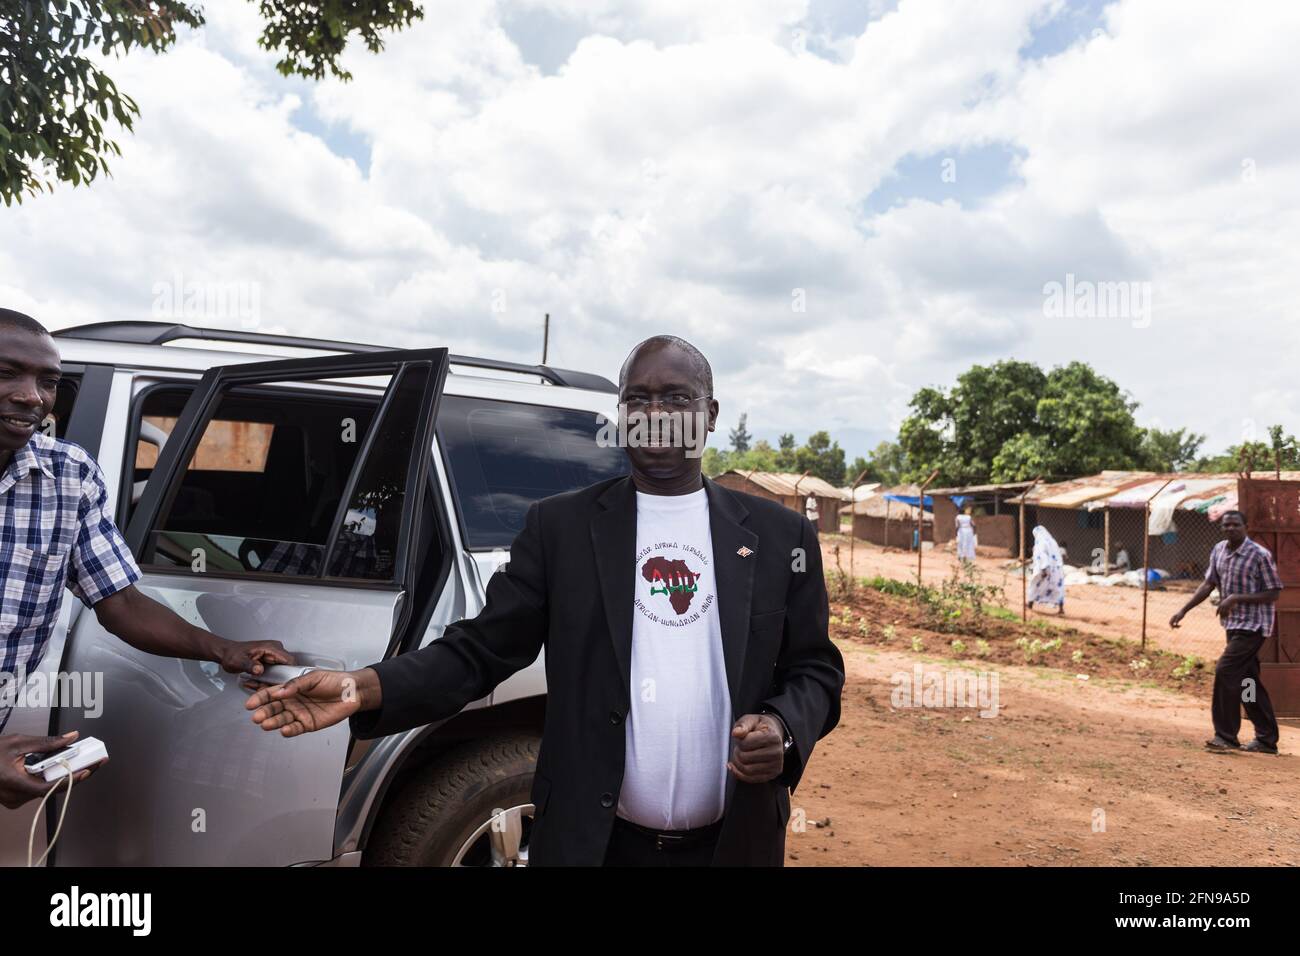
[3,0,1297,461]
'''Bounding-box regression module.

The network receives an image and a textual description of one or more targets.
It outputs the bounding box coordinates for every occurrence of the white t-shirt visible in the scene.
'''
[617,487,731,830]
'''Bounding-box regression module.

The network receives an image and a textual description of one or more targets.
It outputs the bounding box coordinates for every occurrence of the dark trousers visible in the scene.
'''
[602,818,720,867]
[1212,629,1279,747]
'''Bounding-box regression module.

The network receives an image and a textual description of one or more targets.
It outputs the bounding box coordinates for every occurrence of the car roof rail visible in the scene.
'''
[52,321,618,393]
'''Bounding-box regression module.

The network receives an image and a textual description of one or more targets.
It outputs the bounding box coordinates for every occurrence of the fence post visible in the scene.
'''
[848,470,869,592]
[1140,477,1176,651]
[917,470,939,595]
[1103,506,1111,574]
[1020,476,1041,622]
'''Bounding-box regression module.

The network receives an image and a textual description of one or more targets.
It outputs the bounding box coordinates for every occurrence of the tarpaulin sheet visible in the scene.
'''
[884,494,934,511]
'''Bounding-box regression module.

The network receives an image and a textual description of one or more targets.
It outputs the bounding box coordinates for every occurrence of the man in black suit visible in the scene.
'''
[246,335,845,866]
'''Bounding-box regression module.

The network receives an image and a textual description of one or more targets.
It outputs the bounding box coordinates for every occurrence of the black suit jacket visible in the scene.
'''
[351,475,845,865]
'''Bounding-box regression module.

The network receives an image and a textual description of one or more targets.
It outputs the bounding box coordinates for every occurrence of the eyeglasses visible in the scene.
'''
[619,393,712,411]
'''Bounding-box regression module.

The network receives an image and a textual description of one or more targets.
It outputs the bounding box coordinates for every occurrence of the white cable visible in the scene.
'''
[27,759,74,868]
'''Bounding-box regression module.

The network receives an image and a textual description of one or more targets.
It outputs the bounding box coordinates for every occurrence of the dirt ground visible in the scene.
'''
[786,586,1300,867]
[821,533,1227,662]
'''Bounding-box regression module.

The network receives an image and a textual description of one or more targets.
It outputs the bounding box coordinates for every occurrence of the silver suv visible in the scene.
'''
[0,321,626,866]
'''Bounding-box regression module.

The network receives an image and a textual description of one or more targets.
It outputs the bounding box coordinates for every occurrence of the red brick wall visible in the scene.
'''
[973,514,1016,555]
[851,514,932,546]
[933,496,958,543]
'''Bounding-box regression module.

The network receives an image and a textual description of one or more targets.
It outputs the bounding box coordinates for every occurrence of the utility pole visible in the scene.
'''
[542,313,550,364]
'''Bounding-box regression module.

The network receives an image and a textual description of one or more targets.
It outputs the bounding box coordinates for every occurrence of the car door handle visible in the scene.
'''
[241,657,344,686]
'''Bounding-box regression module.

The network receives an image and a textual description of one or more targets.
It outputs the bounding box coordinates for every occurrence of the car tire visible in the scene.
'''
[364,733,540,867]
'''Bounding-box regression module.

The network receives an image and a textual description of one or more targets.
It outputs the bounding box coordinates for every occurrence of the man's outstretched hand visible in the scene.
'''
[245,668,380,737]
[726,713,786,784]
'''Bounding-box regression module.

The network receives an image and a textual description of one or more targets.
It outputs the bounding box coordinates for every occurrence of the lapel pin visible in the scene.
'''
[736,546,754,558]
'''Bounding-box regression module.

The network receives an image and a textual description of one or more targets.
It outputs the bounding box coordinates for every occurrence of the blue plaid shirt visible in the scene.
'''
[1,433,141,728]
[1205,537,1283,636]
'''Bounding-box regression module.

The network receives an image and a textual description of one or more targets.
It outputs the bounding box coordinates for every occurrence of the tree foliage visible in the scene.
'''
[703,430,845,485]
[898,360,1149,484]
[1195,425,1300,473]
[728,412,752,453]
[846,440,908,486]
[255,0,423,81]
[1139,427,1206,472]
[0,1,423,205]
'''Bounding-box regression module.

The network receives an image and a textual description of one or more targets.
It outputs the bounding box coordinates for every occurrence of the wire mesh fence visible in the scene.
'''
[829,482,1246,670]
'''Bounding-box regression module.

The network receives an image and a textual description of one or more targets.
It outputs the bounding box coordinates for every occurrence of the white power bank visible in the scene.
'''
[25,737,109,782]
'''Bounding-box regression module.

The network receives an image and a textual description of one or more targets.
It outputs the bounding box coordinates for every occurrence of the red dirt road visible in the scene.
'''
[787,636,1299,866]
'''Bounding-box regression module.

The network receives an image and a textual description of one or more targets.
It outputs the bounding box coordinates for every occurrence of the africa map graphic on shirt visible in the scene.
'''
[635,542,716,626]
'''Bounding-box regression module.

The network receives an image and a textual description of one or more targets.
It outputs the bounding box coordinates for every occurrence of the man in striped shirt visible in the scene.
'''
[1170,510,1282,754]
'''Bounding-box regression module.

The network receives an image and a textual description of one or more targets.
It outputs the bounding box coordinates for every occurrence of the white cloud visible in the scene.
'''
[3,0,1297,461]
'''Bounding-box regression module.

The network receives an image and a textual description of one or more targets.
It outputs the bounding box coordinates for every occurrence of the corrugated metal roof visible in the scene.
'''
[1010,470,1300,511]
[841,482,882,501]
[718,470,850,500]
[929,480,1035,495]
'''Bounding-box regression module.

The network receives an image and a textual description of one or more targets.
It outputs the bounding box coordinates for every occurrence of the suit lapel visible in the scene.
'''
[591,477,637,703]
[704,477,757,719]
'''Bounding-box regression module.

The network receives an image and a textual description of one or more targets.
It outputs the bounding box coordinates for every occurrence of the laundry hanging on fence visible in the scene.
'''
[1207,493,1239,521]
[1147,483,1189,536]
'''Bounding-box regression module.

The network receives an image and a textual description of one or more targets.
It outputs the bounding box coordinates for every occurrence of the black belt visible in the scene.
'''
[614,815,724,850]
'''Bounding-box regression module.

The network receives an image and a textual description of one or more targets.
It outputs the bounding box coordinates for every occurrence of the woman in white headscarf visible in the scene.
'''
[955,507,977,562]
[1027,525,1066,614]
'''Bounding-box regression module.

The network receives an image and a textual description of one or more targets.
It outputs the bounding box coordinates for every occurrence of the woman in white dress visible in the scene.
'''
[1026,525,1066,614]
[955,508,977,562]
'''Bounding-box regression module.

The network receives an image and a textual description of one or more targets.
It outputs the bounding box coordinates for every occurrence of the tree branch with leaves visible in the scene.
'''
[0,0,424,205]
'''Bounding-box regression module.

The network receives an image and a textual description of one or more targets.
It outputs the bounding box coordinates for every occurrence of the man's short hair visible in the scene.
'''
[618,335,713,396]
[0,308,50,337]
[1220,509,1247,525]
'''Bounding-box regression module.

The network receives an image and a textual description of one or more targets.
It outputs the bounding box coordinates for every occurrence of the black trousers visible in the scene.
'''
[1212,629,1279,747]
[602,818,720,867]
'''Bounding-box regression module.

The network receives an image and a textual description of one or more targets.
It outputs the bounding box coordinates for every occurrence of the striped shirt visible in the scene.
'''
[1204,537,1283,636]
[1,433,141,727]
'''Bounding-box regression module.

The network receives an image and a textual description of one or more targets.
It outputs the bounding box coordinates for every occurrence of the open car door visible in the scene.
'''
[52,348,448,865]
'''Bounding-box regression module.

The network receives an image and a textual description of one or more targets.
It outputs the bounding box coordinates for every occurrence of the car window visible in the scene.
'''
[438,395,628,550]
[321,363,434,580]
[137,382,384,579]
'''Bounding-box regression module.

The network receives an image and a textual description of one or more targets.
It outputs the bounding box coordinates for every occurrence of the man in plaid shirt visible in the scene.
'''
[0,309,293,809]
[1171,509,1282,754]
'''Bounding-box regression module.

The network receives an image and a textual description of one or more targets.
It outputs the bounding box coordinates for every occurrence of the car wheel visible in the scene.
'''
[364,733,540,867]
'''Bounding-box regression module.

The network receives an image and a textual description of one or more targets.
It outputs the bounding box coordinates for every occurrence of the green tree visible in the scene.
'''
[728,413,752,453]
[1027,362,1146,478]
[792,431,845,485]
[736,438,780,473]
[775,433,796,471]
[1139,427,1206,472]
[702,438,781,478]
[1,1,423,204]
[701,446,728,477]
[1196,425,1300,473]
[899,360,1150,484]
[846,440,908,486]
